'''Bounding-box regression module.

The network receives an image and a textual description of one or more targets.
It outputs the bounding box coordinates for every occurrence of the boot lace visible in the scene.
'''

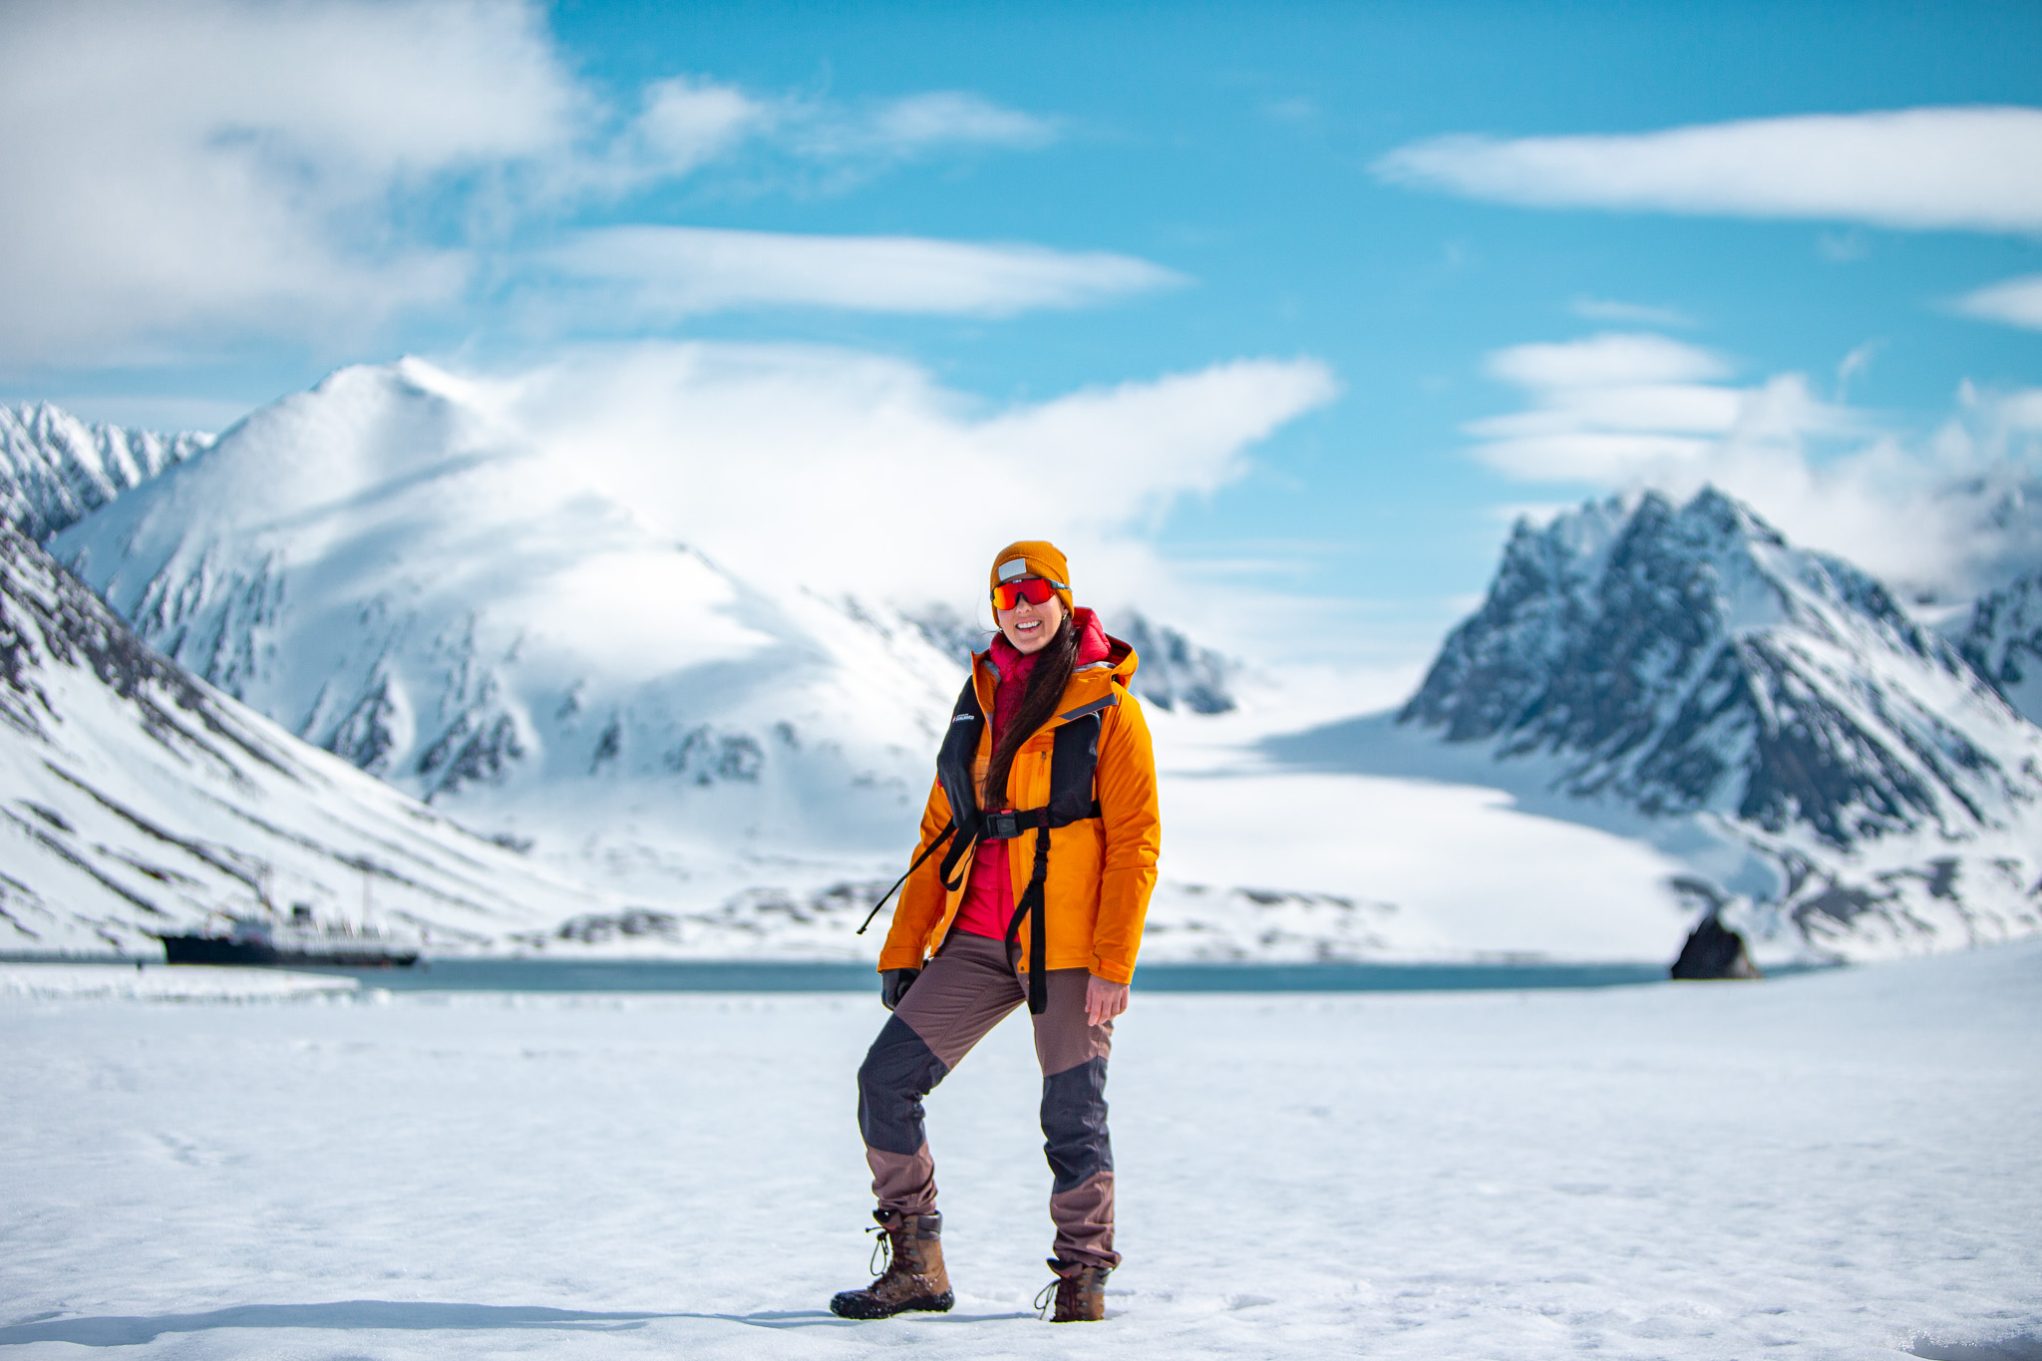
[1033,1278,1058,1318]
[865,1224,892,1276]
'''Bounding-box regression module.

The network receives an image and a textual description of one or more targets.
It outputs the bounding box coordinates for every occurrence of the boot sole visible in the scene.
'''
[829,1290,955,1320]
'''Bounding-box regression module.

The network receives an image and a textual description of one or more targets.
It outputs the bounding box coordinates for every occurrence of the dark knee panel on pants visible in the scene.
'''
[1039,1055,1112,1192]
[859,1013,950,1156]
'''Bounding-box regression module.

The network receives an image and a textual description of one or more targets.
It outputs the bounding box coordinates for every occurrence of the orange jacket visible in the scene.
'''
[878,635,1160,984]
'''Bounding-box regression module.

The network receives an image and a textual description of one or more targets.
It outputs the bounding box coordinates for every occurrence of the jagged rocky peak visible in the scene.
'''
[1401,486,2039,849]
[0,402,212,540]
[1112,611,1241,713]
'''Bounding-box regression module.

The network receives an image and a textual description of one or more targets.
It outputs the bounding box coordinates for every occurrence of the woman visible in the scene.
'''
[833,540,1160,1324]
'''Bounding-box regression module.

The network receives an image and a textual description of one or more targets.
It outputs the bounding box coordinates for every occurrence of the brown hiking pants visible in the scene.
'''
[856,931,1118,1270]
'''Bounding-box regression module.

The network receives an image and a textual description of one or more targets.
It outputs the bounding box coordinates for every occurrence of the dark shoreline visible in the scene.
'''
[0,954,1826,993]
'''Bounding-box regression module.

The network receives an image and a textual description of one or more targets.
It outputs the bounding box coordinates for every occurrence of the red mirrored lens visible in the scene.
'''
[992,577,1057,610]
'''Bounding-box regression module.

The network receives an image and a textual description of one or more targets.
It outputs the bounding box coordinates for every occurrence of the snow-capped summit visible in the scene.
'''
[1401,487,2039,850]
[1,402,211,539]
[1380,486,2042,960]
[48,359,966,899]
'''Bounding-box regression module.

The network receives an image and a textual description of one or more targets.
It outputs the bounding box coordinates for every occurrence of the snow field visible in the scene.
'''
[2,942,2038,1359]
[0,964,360,1002]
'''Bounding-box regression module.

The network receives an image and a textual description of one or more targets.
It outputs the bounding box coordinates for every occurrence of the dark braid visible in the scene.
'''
[982,613,1080,810]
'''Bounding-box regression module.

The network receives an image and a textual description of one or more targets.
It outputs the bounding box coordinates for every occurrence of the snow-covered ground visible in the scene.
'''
[0,964,358,1002]
[4,943,2038,1359]
[1146,702,1703,963]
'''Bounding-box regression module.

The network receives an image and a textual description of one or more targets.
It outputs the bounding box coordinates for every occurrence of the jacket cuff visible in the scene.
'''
[1089,956,1134,985]
[877,947,925,973]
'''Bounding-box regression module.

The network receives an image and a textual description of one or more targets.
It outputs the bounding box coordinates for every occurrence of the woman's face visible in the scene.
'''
[996,583,1065,655]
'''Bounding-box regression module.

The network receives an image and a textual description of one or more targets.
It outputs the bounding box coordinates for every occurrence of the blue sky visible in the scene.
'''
[4,0,2040,672]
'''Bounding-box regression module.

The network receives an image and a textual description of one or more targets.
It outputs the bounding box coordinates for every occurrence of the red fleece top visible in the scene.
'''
[952,608,1112,940]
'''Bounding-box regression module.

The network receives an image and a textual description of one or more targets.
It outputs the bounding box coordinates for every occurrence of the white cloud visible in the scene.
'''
[1486,333,1730,388]
[476,341,1340,605]
[861,92,1058,153]
[0,0,577,367]
[1569,297,1697,329]
[1953,273,2042,332]
[1469,383,1747,438]
[0,2,1078,368]
[592,86,1057,196]
[1468,329,2042,603]
[618,77,773,182]
[531,226,1183,321]
[731,90,1060,196]
[1375,106,2042,233]
[1835,341,1880,401]
[1474,432,1718,483]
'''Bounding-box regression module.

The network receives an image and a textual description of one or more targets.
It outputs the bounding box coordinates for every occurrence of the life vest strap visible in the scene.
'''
[855,824,956,936]
[1004,822,1055,1015]
[980,800,1101,842]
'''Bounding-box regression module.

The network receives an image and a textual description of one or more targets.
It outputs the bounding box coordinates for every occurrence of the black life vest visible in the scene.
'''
[858,671,1111,1014]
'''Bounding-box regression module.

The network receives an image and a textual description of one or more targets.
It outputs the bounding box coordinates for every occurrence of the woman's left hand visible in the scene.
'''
[1084,975,1130,1027]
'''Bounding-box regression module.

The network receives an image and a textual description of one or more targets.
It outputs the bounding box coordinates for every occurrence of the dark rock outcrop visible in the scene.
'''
[1670,916,1762,981]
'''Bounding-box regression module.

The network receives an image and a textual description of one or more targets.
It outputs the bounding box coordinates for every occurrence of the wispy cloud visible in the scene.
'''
[1835,341,1880,401]
[1468,330,2042,602]
[0,1,1081,368]
[1952,274,2042,332]
[1485,333,1729,389]
[593,76,775,190]
[852,91,1058,154]
[481,341,1340,604]
[1569,297,1696,329]
[0,0,571,367]
[530,226,1183,321]
[1375,106,2042,234]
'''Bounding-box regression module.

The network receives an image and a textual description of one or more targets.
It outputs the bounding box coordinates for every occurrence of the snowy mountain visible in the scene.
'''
[1386,487,2042,959]
[1960,569,2042,725]
[30,361,2030,966]
[0,518,605,956]
[46,360,966,903]
[1,403,211,540]
[1112,612,1243,713]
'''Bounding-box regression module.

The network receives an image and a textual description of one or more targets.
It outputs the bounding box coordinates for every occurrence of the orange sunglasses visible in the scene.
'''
[991,577,1064,611]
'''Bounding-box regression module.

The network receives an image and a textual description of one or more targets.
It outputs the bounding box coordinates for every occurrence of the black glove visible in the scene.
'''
[881,967,920,1011]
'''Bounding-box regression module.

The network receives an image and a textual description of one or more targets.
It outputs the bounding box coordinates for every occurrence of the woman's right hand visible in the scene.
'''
[881,967,920,1011]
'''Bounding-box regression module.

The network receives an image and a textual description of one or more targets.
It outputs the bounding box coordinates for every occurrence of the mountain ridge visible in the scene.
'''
[0,517,602,954]
[1377,485,2042,958]
[1,403,212,540]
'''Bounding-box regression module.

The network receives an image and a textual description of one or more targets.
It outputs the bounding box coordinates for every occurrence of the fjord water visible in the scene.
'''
[288,957,1676,993]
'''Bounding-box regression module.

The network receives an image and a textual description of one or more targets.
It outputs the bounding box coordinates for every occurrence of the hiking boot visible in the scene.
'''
[1037,1258,1109,1322]
[829,1210,954,1319]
